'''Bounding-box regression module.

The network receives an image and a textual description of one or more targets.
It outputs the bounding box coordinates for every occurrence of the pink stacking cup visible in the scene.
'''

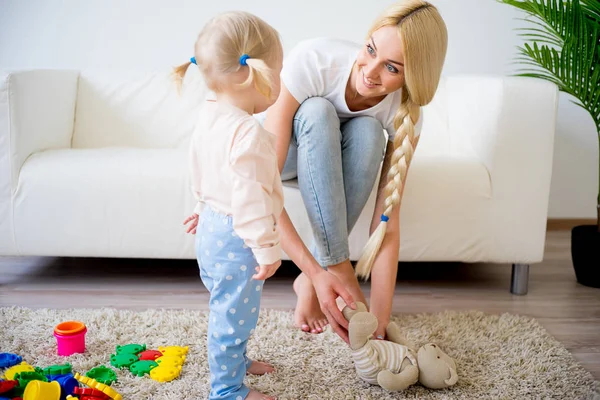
[54,321,87,356]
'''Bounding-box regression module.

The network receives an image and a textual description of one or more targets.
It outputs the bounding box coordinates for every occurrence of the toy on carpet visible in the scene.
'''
[0,341,189,399]
[53,321,87,357]
[342,302,459,392]
[110,344,188,383]
[1,360,78,399]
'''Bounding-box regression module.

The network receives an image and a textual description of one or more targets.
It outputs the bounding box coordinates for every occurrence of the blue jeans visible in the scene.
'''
[280,97,386,267]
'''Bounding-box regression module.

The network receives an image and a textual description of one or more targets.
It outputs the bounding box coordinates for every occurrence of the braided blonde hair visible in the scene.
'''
[172,11,282,99]
[355,0,448,281]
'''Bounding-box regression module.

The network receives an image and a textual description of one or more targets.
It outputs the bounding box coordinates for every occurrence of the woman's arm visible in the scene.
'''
[264,84,356,342]
[368,137,418,338]
[264,84,320,275]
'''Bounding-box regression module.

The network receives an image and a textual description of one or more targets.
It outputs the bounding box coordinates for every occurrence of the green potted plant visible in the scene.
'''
[498,0,599,287]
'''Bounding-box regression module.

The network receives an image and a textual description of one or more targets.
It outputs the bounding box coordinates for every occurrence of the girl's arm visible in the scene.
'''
[264,84,355,342]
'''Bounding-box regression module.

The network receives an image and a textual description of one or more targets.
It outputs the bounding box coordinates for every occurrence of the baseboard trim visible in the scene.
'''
[547,219,597,230]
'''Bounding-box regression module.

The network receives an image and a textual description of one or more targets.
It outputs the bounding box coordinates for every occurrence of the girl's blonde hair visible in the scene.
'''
[173,11,282,99]
[355,0,448,281]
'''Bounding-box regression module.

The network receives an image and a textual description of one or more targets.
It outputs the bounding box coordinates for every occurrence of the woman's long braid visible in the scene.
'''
[355,89,420,280]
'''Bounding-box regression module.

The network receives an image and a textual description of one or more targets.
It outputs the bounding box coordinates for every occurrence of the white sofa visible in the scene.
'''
[0,68,558,294]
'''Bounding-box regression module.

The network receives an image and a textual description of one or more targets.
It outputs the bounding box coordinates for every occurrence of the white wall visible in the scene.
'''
[1,0,597,218]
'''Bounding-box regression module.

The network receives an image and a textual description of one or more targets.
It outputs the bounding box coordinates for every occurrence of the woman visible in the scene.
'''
[263,0,448,343]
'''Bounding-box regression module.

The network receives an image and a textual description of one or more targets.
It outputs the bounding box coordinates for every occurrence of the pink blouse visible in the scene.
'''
[189,100,283,265]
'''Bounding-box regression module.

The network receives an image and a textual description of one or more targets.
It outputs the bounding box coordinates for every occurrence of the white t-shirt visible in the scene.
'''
[279,37,423,142]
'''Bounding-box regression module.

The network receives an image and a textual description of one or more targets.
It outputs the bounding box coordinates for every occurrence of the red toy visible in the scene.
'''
[137,350,163,361]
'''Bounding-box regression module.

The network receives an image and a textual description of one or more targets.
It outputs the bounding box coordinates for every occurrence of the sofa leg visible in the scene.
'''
[510,263,529,295]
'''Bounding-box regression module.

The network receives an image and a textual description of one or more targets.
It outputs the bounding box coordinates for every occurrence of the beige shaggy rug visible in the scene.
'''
[1,307,598,400]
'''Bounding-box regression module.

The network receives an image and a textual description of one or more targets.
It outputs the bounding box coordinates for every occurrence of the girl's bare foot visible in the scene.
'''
[247,360,275,375]
[246,389,276,400]
[293,272,328,333]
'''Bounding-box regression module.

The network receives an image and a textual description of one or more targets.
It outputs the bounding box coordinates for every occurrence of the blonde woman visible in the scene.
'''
[262,0,448,343]
[178,11,286,400]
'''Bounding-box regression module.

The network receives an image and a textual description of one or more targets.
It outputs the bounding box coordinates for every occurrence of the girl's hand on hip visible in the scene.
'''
[183,214,199,234]
[253,260,282,280]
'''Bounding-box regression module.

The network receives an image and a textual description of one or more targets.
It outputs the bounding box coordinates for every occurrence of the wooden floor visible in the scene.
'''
[1,231,599,380]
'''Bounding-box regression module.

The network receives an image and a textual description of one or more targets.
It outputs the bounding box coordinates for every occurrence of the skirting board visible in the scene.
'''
[547,219,597,230]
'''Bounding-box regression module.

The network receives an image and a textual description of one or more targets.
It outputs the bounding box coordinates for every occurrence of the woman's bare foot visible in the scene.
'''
[293,272,329,333]
[246,389,277,400]
[247,360,275,375]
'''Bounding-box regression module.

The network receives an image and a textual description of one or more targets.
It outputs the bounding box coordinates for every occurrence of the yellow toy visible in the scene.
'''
[4,361,35,380]
[155,355,186,367]
[22,380,61,400]
[74,372,122,400]
[150,364,183,382]
[157,345,188,357]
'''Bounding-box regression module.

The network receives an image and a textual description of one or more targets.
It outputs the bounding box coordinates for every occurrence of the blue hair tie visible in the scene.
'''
[239,54,250,66]
[380,214,389,222]
[190,57,197,65]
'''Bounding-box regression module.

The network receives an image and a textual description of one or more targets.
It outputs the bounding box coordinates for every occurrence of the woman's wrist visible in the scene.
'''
[299,257,325,281]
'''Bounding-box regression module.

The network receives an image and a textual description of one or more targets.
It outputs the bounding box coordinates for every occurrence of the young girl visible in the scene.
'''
[176,11,284,400]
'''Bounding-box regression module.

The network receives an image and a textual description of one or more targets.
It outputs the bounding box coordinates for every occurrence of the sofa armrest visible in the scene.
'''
[0,69,79,254]
[446,75,558,262]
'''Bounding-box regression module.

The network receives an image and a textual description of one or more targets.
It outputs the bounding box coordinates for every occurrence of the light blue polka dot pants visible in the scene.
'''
[196,206,265,400]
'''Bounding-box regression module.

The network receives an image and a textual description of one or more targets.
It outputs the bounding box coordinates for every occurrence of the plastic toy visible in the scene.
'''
[13,371,49,396]
[85,367,117,385]
[137,350,162,361]
[115,344,145,355]
[109,353,138,369]
[73,373,121,400]
[22,380,61,400]
[51,373,79,399]
[128,361,157,377]
[157,346,188,357]
[54,321,87,356]
[65,396,78,400]
[155,355,185,368]
[16,372,49,385]
[73,387,110,400]
[4,362,36,380]
[149,365,182,383]
[0,380,18,395]
[42,364,72,377]
[0,353,23,368]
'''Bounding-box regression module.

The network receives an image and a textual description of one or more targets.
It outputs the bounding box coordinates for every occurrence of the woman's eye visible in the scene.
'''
[366,44,375,55]
[386,64,399,73]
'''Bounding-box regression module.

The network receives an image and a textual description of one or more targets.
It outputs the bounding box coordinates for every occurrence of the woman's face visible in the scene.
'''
[355,25,406,98]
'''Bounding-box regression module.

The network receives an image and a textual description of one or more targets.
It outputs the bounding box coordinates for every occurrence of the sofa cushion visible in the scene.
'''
[13,148,491,262]
[13,148,197,258]
[72,68,207,149]
[283,153,493,262]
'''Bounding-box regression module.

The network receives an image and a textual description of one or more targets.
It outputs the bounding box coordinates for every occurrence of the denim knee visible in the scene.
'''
[282,98,341,181]
[342,116,386,161]
[294,98,340,141]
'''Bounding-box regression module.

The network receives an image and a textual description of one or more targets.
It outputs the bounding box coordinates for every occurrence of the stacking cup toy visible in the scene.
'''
[54,321,87,356]
[23,380,61,400]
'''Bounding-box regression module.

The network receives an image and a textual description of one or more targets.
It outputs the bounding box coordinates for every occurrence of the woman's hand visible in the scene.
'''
[311,269,356,344]
[183,214,199,234]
